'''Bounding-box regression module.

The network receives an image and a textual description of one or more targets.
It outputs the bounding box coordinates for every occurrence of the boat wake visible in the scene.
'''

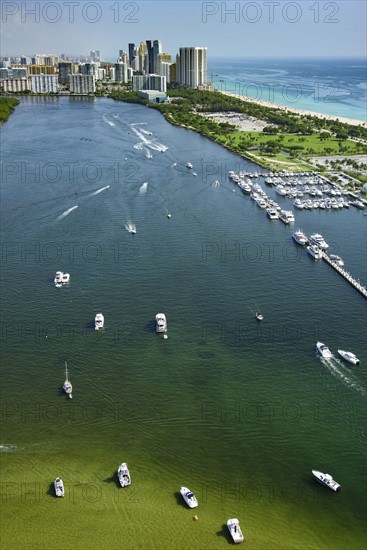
[57,205,78,220]
[131,126,168,153]
[139,182,148,194]
[125,221,137,234]
[320,356,366,396]
[0,444,18,453]
[102,114,115,127]
[145,148,153,159]
[90,185,111,196]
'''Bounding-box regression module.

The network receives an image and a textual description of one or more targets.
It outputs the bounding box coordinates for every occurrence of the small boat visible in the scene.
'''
[266,208,279,220]
[316,341,332,359]
[256,312,264,321]
[54,477,65,497]
[227,518,244,544]
[63,362,73,398]
[186,162,193,169]
[329,254,344,267]
[61,273,70,284]
[354,200,365,209]
[307,245,323,260]
[192,172,197,177]
[167,212,172,218]
[118,463,131,487]
[156,313,167,333]
[54,271,63,287]
[312,470,341,492]
[338,350,360,365]
[95,313,104,330]
[292,229,308,245]
[180,486,198,508]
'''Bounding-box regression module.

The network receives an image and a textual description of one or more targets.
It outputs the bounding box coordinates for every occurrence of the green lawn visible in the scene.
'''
[219,131,366,156]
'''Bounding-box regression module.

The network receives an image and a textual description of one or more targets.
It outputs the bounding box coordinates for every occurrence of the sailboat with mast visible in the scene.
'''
[63,362,73,399]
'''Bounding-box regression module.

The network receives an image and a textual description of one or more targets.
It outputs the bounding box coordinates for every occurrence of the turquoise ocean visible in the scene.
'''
[0,95,366,549]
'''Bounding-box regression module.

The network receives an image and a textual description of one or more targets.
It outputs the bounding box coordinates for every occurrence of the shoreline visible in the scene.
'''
[219,90,367,128]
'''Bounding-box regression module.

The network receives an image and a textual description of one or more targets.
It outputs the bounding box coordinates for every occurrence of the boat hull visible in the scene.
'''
[337,350,360,365]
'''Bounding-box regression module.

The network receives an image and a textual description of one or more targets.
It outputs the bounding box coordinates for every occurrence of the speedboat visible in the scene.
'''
[95,313,104,330]
[310,233,328,249]
[312,470,340,492]
[337,350,360,365]
[118,463,131,487]
[316,341,332,359]
[180,486,198,508]
[63,361,72,398]
[227,518,244,544]
[256,312,264,321]
[186,162,193,169]
[54,271,63,287]
[329,254,344,267]
[156,313,167,333]
[292,229,308,245]
[167,212,172,218]
[54,477,65,497]
[307,245,323,260]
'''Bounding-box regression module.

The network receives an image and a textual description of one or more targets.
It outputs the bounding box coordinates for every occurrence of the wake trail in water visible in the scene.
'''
[102,114,115,127]
[320,356,366,396]
[90,185,111,196]
[57,205,78,220]
[124,221,136,234]
[131,126,169,153]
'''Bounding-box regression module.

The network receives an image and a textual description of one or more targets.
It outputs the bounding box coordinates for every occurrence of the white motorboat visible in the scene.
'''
[54,477,65,497]
[292,229,308,245]
[118,463,131,487]
[54,271,63,287]
[329,254,344,267]
[95,313,104,330]
[310,233,329,250]
[186,162,193,169]
[266,208,279,220]
[227,518,244,544]
[275,185,287,196]
[155,313,167,333]
[307,245,323,260]
[337,350,360,365]
[167,212,172,218]
[354,200,365,209]
[312,470,341,492]
[316,341,332,359]
[180,486,198,508]
[63,362,73,398]
[256,312,264,321]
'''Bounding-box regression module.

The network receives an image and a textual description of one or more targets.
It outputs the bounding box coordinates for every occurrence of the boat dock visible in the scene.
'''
[320,250,367,299]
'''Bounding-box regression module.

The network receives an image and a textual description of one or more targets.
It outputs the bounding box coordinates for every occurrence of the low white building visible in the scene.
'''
[132,74,166,93]
[30,74,58,93]
[1,78,30,92]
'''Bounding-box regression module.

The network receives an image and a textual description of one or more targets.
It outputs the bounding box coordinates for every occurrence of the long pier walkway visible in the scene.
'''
[320,250,367,299]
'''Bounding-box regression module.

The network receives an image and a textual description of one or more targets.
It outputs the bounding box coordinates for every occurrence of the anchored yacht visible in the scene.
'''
[54,477,65,497]
[337,350,360,365]
[156,313,167,333]
[95,313,104,330]
[312,470,340,491]
[180,486,198,508]
[118,463,131,487]
[227,518,245,544]
[63,362,72,398]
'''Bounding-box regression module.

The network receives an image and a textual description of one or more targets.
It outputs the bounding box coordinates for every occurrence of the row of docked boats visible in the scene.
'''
[316,342,360,365]
[292,230,346,266]
[294,198,350,210]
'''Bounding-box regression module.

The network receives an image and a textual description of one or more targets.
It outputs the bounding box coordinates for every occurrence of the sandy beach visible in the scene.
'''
[219,91,367,128]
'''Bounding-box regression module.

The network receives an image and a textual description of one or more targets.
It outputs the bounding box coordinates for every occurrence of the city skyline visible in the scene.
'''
[1,0,366,59]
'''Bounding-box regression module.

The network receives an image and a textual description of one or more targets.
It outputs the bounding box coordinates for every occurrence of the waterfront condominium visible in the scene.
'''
[177,47,207,88]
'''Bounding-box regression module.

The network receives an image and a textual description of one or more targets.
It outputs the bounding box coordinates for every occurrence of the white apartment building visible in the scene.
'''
[1,78,30,92]
[132,74,167,93]
[30,74,58,93]
[69,74,96,94]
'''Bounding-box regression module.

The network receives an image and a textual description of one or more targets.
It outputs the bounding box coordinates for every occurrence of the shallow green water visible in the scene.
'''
[1,97,366,549]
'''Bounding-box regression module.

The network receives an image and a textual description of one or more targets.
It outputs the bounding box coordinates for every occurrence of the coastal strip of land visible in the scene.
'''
[0,97,20,124]
[218,90,367,128]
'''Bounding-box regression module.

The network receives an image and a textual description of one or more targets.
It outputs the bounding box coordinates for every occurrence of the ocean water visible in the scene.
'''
[0,97,367,549]
[208,57,367,121]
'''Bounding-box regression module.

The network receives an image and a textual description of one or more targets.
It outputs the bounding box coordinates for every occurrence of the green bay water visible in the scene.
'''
[0,97,366,550]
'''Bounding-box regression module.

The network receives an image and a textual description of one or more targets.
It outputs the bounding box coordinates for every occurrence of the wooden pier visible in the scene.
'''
[320,251,367,299]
